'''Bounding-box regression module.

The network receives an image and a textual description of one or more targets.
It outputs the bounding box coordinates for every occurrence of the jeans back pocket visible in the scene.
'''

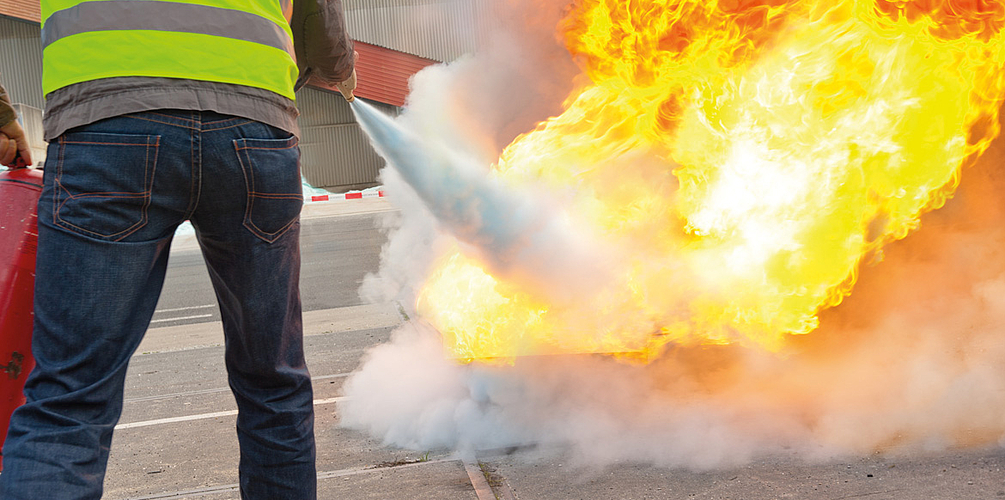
[234,136,303,243]
[53,132,160,241]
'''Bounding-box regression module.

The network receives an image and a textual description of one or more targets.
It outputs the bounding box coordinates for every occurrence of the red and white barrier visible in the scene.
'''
[305,189,385,203]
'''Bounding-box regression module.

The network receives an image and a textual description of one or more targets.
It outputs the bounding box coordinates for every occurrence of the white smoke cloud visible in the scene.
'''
[357,0,581,312]
[339,322,524,452]
[344,0,1005,469]
[353,0,613,305]
[347,225,1005,466]
[356,165,444,315]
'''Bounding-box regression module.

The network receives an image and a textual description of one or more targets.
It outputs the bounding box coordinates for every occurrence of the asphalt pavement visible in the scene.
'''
[152,198,395,328]
[100,197,1005,499]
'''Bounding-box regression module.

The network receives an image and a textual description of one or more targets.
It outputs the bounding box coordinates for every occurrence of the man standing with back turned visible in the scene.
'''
[0,0,356,498]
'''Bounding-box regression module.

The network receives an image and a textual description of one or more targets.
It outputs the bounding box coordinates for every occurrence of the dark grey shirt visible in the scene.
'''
[43,77,301,140]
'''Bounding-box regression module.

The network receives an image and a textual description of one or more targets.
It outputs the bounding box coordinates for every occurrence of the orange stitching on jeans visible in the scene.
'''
[235,145,297,151]
[132,113,255,132]
[52,137,157,240]
[246,215,298,242]
[127,115,199,130]
[59,141,153,146]
[203,121,254,132]
[57,216,145,240]
[63,191,150,198]
[249,193,302,199]
[149,111,197,122]
[234,140,256,229]
[233,138,300,243]
[55,190,149,239]
[54,139,65,227]
[146,138,159,200]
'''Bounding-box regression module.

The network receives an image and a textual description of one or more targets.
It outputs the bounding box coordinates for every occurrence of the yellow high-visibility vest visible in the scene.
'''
[41,0,298,100]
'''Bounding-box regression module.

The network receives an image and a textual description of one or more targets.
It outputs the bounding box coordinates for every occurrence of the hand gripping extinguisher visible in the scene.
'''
[0,151,42,468]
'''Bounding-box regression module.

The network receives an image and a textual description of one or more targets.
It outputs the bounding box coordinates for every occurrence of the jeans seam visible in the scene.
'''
[186,126,200,217]
[53,138,65,230]
[137,136,159,242]
[59,191,150,197]
[149,111,198,123]
[126,114,199,130]
[234,136,298,151]
[236,145,298,151]
[246,211,299,242]
[249,193,302,199]
[60,141,152,146]
[203,120,255,132]
[234,139,260,241]
[234,139,299,243]
[52,136,158,241]
[127,113,250,133]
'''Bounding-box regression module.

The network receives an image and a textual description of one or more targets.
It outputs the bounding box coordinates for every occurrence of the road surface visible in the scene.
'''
[150,208,390,328]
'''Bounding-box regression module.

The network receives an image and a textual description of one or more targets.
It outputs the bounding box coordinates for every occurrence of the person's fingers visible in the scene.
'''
[16,140,32,166]
[0,135,15,166]
[0,121,33,166]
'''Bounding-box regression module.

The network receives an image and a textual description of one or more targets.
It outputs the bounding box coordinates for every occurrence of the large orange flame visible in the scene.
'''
[417,0,1005,362]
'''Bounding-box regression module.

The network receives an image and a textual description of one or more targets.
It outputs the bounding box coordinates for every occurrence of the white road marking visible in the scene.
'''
[149,314,213,324]
[153,304,215,314]
[115,397,346,430]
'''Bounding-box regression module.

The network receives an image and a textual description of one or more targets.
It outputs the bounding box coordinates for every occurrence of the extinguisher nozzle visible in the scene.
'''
[10,151,27,169]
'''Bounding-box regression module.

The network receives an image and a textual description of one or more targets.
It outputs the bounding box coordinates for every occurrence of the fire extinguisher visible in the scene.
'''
[0,151,42,468]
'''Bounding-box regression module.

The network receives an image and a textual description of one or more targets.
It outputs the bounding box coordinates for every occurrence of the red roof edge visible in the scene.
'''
[307,41,438,108]
[0,0,42,23]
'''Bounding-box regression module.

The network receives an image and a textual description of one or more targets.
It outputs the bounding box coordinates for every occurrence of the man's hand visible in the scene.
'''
[335,51,359,102]
[0,119,32,168]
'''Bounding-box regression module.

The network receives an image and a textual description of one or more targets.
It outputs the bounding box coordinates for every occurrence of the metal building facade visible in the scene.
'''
[0,17,42,110]
[295,86,399,191]
[308,0,484,189]
[0,16,46,163]
[344,0,484,62]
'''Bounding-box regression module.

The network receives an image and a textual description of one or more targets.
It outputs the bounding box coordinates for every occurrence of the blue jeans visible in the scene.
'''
[0,110,316,499]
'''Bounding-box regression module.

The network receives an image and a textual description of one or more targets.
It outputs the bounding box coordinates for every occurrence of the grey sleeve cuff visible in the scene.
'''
[292,0,356,86]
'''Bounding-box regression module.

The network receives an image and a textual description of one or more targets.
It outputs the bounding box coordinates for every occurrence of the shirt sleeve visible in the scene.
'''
[291,0,356,89]
[0,81,17,128]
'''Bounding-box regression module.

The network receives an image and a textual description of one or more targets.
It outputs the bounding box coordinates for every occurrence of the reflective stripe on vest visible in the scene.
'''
[41,0,297,100]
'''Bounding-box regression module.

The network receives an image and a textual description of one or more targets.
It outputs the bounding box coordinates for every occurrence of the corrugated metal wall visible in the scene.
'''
[0,16,42,108]
[296,87,398,191]
[0,17,43,108]
[344,0,484,62]
[0,17,46,163]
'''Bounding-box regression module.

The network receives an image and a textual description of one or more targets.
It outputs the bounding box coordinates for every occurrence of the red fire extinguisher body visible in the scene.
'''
[0,167,43,465]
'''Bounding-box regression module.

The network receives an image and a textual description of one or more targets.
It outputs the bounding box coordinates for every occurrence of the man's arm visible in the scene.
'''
[0,80,32,167]
[291,0,357,99]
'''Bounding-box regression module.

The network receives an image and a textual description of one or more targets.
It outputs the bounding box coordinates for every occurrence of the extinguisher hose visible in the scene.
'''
[11,150,26,169]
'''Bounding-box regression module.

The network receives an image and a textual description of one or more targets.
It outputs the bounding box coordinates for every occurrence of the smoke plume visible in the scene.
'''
[351,99,615,304]
[343,0,1005,469]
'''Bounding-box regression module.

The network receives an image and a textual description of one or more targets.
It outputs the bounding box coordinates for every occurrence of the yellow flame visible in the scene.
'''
[417,0,1005,362]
